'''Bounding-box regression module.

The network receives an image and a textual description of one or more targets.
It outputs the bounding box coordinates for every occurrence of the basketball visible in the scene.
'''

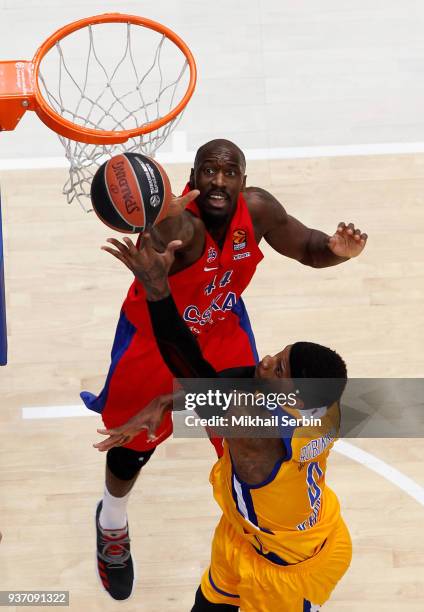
[90,152,172,233]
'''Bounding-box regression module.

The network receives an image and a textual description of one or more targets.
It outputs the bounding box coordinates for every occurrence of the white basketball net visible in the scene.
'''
[38,22,191,210]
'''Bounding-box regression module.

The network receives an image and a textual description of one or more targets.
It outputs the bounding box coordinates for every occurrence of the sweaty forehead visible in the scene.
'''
[195,145,245,170]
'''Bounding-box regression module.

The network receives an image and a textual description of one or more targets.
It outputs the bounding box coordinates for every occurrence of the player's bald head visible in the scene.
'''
[194,139,246,171]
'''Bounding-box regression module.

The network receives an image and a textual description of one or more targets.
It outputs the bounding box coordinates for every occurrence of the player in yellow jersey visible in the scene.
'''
[95,235,352,612]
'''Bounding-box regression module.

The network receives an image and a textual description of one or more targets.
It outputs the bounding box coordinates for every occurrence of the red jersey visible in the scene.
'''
[81,188,264,451]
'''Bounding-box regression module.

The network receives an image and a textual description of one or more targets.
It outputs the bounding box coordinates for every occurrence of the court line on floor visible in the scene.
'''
[334,440,424,507]
[21,404,424,507]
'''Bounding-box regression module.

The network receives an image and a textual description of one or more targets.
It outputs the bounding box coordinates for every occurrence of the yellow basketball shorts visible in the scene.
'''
[200,515,352,612]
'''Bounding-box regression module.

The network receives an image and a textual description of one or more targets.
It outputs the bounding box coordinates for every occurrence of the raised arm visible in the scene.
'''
[100,189,204,280]
[112,233,218,379]
[94,234,217,451]
[97,233,285,482]
[147,294,218,379]
[148,189,200,251]
[245,187,367,268]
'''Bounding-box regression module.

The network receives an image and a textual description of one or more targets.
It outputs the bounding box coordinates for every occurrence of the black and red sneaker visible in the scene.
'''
[95,501,134,600]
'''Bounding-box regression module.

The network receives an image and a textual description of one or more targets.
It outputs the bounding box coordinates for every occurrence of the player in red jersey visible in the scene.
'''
[83,139,367,600]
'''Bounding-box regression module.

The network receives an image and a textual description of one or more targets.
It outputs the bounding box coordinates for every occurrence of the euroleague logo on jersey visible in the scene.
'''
[232,228,247,251]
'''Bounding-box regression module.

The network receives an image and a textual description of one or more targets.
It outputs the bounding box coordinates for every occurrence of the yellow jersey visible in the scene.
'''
[209,402,341,565]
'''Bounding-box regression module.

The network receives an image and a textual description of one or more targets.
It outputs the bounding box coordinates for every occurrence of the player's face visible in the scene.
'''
[192,146,246,219]
[255,344,298,398]
[255,345,292,381]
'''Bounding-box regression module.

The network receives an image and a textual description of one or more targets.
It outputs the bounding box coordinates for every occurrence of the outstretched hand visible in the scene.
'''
[93,394,173,452]
[328,222,368,259]
[100,188,199,287]
[165,189,199,218]
[102,232,182,299]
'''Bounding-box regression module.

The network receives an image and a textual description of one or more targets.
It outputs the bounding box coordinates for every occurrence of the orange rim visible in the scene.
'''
[31,13,197,145]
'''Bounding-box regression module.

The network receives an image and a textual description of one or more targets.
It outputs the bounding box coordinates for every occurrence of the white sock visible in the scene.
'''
[99,486,131,530]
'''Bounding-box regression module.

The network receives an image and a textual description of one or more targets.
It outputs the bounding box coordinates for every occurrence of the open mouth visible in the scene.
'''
[206,192,229,208]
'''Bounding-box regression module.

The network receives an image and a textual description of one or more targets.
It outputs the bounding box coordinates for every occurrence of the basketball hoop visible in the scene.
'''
[0,13,196,209]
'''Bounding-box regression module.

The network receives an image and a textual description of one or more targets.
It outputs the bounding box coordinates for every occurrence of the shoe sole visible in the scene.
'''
[95,500,137,601]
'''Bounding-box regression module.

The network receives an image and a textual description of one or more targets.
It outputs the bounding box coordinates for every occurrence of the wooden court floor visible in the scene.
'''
[0,155,423,611]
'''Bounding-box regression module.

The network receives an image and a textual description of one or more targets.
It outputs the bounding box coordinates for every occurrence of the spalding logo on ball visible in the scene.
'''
[90,152,172,233]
